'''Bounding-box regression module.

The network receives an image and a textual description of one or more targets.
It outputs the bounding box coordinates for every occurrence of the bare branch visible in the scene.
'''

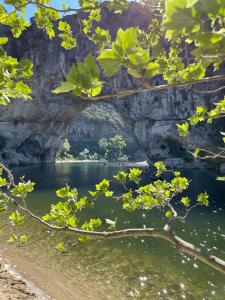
[82,75,225,102]
[0,162,15,188]
[0,223,10,230]
[192,85,225,94]
[197,148,225,160]
[177,203,201,222]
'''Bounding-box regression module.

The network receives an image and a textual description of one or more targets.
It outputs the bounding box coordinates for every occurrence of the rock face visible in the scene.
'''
[0,15,90,165]
[0,4,224,165]
[69,83,224,164]
[0,4,154,165]
[68,103,147,159]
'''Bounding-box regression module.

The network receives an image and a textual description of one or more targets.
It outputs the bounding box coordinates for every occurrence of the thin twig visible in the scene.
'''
[192,85,225,94]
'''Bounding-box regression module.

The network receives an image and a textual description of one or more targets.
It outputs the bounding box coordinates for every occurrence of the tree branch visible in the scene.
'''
[2,163,225,275]
[82,75,225,102]
[13,202,225,275]
[192,85,225,94]
[197,148,225,160]
[3,0,163,16]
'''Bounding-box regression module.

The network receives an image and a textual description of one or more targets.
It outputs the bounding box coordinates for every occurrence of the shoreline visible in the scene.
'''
[55,159,222,170]
[0,243,107,300]
[55,159,149,167]
[0,254,50,300]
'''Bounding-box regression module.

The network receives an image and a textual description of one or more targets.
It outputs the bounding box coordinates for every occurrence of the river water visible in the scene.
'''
[1,163,225,300]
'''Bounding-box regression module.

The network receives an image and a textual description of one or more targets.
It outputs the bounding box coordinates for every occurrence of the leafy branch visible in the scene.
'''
[0,161,225,274]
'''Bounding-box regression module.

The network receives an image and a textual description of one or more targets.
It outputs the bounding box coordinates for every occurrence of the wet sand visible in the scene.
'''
[0,255,39,300]
[0,245,109,300]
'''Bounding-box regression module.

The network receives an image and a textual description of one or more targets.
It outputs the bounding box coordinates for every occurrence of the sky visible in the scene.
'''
[0,1,80,19]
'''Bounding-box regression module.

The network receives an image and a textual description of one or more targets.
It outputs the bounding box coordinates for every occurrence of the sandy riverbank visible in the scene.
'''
[0,255,49,300]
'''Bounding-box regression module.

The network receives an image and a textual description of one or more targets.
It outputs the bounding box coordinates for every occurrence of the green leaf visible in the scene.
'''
[171,176,189,191]
[113,171,128,184]
[197,191,209,206]
[11,181,35,197]
[116,27,137,53]
[0,37,8,46]
[97,28,140,77]
[52,82,75,94]
[82,218,102,231]
[88,190,99,198]
[66,216,78,227]
[97,49,121,77]
[20,59,33,77]
[15,81,31,99]
[154,161,166,177]
[196,106,207,115]
[173,171,181,177]
[84,53,100,79]
[78,235,90,243]
[56,242,65,252]
[177,122,189,137]
[58,21,71,32]
[9,210,25,225]
[193,148,200,158]
[96,179,110,192]
[91,27,111,49]
[165,210,172,219]
[53,54,102,97]
[60,35,77,50]
[144,62,160,78]
[56,186,78,201]
[128,168,142,184]
[0,177,7,187]
[181,196,190,207]
[105,190,113,197]
[0,95,10,105]
[8,234,18,243]
[87,86,102,97]
[19,234,28,244]
[179,63,206,82]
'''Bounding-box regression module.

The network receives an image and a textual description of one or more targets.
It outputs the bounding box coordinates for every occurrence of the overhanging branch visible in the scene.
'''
[15,202,225,275]
[2,163,225,275]
[82,75,225,102]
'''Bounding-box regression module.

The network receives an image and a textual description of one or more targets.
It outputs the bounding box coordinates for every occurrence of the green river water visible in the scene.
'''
[2,163,225,300]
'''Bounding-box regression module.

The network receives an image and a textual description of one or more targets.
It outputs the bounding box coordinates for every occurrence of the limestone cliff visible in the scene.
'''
[0,14,90,165]
[69,83,224,165]
[0,4,224,165]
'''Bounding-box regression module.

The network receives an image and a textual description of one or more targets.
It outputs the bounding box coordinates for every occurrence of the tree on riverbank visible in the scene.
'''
[99,135,127,161]
[56,138,71,160]
[0,0,225,276]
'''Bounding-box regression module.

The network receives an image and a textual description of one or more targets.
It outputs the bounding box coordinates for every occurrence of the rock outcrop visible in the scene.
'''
[0,14,90,165]
[69,79,224,164]
[0,4,224,165]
